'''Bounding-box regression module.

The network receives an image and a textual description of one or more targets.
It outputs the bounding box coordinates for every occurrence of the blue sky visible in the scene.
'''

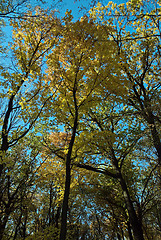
[56,0,129,19]
[31,0,130,20]
[2,0,130,44]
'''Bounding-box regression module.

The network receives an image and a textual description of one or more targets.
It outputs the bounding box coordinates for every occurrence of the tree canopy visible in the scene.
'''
[0,0,161,239]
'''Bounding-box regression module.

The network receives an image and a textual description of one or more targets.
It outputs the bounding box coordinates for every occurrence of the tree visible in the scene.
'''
[74,101,145,239]
[44,11,128,239]
[0,133,41,240]
[0,8,62,239]
[89,0,161,165]
[0,0,161,239]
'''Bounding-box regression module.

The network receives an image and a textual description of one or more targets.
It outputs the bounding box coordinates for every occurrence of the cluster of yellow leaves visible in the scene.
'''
[10,7,61,77]
[89,0,161,98]
[44,11,128,129]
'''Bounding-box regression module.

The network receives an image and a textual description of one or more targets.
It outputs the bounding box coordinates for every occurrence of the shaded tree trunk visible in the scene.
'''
[55,206,61,228]
[127,221,134,240]
[119,176,145,240]
[0,223,6,240]
[117,232,122,240]
[59,156,71,240]
[13,212,23,240]
[0,211,10,240]
[59,93,78,240]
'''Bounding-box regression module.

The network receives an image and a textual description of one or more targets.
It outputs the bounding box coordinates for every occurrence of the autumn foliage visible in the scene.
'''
[0,0,161,240]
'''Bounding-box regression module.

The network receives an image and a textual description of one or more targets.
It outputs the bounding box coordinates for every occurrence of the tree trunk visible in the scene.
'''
[117,233,122,240]
[0,214,9,240]
[0,223,5,240]
[13,212,23,240]
[127,221,134,240]
[119,176,145,240]
[55,206,61,228]
[150,121,161,165]
[59,98,78,240]
[59,155,71,240]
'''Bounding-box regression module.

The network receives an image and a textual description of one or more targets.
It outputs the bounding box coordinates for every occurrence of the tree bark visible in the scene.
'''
[119,176,145,240]
[59,89,78,240]
[149,120,161,165]
[59,158,71,240]
[127,221,134,240]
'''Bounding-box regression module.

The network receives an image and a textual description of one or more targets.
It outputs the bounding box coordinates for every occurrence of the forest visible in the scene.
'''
[0,0,161,239]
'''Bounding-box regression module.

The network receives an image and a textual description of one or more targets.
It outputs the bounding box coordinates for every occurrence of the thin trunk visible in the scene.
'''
[119,176,145,240]
[117,233,121,240]
[0,213,10,240]
[0,223,5,240]
[55,206,61,228]
[121,227,125,240]
[59,156,71,240]
[13,212,23,240]
[127,221,134,240]
[59,92,78,240]
[22,210,28,240]
[48,183,53,226]
[150,122,161,165]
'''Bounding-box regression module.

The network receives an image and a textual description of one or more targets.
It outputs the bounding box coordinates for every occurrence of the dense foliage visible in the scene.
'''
[0,0,161,239]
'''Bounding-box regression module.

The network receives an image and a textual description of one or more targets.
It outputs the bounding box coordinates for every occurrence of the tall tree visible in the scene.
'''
[0,8,62,239]
[0,0,160,239]
[89,0,161,165]
[43,10,126,239]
